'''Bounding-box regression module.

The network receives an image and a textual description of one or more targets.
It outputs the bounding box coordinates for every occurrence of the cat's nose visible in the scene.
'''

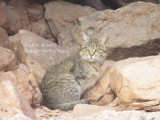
[89,54,94,58]
[89,51,95,57]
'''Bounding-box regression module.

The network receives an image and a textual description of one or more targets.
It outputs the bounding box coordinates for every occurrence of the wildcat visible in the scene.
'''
[40,32,108,111]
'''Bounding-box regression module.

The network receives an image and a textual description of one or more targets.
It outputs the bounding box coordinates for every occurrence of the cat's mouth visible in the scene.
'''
[87,58,95,62]
[86,56,100,62]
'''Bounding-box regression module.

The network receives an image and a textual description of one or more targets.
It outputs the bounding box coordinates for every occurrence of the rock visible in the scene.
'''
[71,104,160,120]
[0,2,22,35]
[0,27,9,47]
[0,47,17,71]
[8,30,79,84]
[44,1,96,36]
[84,60,116,106]
[0,107,32,120]
[31,18,53,39]
[109,55,160,110]
[13,64,42,107]
[81,0,108,11]
[0,71,36,119]
[27,4,44,22]
[0,2,10,30]
[20,9,32,31]
[7,6,22,35]
[35,104,160,120]
[58,2,160,60]
[80,2,160,48]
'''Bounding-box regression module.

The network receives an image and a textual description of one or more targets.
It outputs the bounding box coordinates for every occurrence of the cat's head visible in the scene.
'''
[79,32,108,63]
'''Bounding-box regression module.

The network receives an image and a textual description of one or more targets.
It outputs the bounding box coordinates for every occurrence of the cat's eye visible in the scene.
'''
[83,47,89,51]
[95,48,102,52]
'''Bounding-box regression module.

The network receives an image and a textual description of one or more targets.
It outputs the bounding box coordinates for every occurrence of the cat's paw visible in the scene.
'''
[79,99,90,104]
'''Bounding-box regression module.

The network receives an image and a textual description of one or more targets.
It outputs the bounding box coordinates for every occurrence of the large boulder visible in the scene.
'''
[58,2,160,60]
[8,30,79,84]
[0,47,17,71]
[0,2,22,35]
[109,55,160,110]
[44,1,96,36]
[35,104,160,120]
[0,72,37,119]
[0,2,10,31]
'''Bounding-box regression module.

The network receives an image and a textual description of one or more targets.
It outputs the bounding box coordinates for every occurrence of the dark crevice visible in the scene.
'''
[101,0,120,9]
[107,39,160,61]
[26,9,32,24]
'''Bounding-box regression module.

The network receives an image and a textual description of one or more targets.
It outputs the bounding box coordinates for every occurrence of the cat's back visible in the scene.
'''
[40,53,81,87]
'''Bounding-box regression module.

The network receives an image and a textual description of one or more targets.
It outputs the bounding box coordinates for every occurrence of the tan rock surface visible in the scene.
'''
[7,6,22,35]
[0,47,17,71]
[58,2,160,60]
[0,2,9,30]
[0,2,22,35]
[31,18,52,39]
[0,107,32,120]
[109,55,160,110]
[0,71,36,119]
[78,2,160,48]
[13,64,42,107]
[44,1,96,36]
[0,27,9,47]
[27,4,44,22]
[19,9,32,31]
[8,30,79,84]
[35,104,160,120]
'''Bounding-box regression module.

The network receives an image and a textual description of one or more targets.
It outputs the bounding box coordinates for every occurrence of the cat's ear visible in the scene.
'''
[82,32,90,42]
[100,35,109,44]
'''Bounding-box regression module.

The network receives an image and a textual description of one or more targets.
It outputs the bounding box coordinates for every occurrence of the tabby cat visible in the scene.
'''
[40,32,108,111]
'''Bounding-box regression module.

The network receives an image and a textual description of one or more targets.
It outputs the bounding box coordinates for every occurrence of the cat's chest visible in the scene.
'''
[72,62,100,79]
[72,62,101,95]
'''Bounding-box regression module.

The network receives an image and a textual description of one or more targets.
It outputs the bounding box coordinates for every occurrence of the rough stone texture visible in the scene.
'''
[44,1,96,36]
[19,9,32,31]
[0,2,10,31]
[7,6,22,35]
[0,47,17,71]
[8,30,79,84]
[0,107,32,120]
[27,4,44,22]
[35,104,160,120]
[109,55,160,110]
[58,2,160,60]
[83,60,116,106]
[31,18,52,39]
[13,64,42,107]
[0,27,9,47]
[0,72,36,119]
[0,2,22,35]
